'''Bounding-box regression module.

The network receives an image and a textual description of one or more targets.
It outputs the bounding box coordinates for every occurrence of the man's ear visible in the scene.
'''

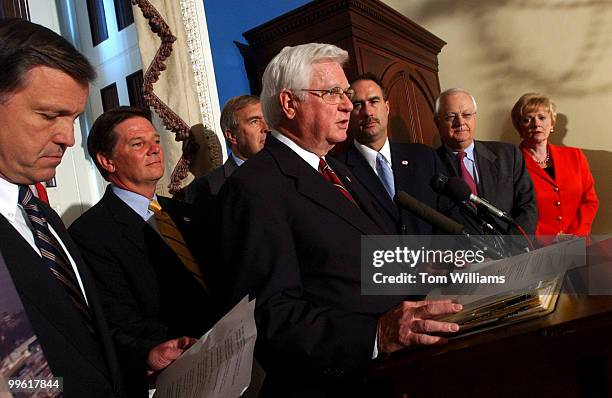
[280,90,297,119]
[96,152,115,174]
[224,129,238,146]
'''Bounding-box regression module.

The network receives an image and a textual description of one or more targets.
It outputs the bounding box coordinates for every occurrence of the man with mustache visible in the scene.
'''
[335,73,445,234]
[434,88,537,234]
[218,44,462,397]
[184,95,269,204]
[69,106,215,396]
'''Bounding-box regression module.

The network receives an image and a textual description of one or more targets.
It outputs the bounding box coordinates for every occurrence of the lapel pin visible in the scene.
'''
[401,160,409,165]
[183,217,191,223]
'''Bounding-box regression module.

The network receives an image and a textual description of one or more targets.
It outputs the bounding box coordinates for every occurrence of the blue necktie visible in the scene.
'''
[18,185,95,333]
[376,152,395,199]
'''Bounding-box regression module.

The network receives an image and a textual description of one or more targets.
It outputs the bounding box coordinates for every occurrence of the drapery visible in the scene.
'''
[131,0,225,195]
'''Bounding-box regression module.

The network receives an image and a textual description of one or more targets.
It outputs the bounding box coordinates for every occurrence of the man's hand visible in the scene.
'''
[378,300,462,354]
[147,336,197,375]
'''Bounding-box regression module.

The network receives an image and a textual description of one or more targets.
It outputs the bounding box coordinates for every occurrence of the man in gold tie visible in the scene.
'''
[68,106,214,396]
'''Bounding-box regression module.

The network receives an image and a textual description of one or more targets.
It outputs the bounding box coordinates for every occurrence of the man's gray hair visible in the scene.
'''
[260,43,349,129]
[434,88,478,118]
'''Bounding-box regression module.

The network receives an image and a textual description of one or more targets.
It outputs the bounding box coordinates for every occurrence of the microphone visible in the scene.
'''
[431,174,515,225]
[394,191,463,235]
[394,191,505,259]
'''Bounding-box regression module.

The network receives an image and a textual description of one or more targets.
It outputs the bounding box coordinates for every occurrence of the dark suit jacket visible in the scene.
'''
[0,197,125,397]
[183,156,239,204]
[436,140,538,235]
[68,187,214,397]
[218,135,403,397]
[334,142,446,234]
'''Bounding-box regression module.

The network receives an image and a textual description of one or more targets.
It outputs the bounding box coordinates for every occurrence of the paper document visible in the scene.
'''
[154,296,257,398]
[428,238,585,305]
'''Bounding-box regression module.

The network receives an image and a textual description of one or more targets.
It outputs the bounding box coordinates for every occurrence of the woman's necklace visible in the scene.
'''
[531,150,550,167]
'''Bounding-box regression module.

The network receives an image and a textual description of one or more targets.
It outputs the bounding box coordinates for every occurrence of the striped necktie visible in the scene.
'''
[18,185,95,333]
[148,200,207,291]
[319,157,357,206]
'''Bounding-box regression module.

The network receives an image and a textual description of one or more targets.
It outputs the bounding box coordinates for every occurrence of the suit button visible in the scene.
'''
[555,201,561,207]
[553,187,559,192]
[557,216,563,221]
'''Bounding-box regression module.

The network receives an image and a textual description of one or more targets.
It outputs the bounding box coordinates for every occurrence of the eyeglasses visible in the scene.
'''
[299,87,355,105]
[443,112,477,123]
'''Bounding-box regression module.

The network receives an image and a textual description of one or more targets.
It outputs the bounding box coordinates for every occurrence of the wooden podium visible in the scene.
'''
[366,241,612,397]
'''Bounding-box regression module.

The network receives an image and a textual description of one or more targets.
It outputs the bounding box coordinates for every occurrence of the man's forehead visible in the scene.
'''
[351,79,383,98]
[309,62,347,84]
[116,116,157,135]
[441,93,474,111]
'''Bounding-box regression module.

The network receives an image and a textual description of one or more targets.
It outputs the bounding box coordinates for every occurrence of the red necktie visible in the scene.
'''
[457,151,478,195]
[319,157,357,206]
[34,182,49,204]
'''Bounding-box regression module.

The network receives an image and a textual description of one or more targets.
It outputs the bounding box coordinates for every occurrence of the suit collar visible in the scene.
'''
[352,138,392,169]
[0,213,113,381]
[266,136,386,234]
[271,130,320,170]
[102,187,152,255]
[344,146,399,222]
[110,184,154,221]
[224,156,240,178]
[472,141,498,197]
[521,143,557,186]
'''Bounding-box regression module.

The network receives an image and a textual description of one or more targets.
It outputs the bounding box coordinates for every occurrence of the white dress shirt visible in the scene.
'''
[353,137,393,177]
[271,130,324,171]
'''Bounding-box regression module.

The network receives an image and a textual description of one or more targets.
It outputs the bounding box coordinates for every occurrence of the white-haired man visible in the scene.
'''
[434,88,537,234]
[218,43,462,397]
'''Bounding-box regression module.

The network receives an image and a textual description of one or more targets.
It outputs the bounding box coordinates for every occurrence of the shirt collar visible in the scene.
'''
[353,138,392,170]
[271,130,321,171]
[111,184,157,221]
[231,152,245,167]
[445,141,476,162]
[0,177,19,223]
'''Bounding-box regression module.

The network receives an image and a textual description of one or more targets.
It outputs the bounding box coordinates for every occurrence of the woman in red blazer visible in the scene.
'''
[511,93,599,244]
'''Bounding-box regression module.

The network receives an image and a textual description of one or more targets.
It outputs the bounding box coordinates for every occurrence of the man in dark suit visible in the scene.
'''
[334,73,445,234]
[0,19,190,398]
[69,106,214,396]
[219,43,462,397]
[434,88,537,235]
[184,95,268,203]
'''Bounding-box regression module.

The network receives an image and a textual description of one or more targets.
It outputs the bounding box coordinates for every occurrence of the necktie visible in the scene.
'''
[148,200,207,291]
[18,185,95,333]
[456,151,478,196]
[34,182,49,204]
[376,152,395,199]
[319,158,357,206]
[319,157,357,206]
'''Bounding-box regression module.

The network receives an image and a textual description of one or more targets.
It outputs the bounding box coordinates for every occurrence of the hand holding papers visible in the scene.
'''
[148,336,198,375]
[154,297,256,398]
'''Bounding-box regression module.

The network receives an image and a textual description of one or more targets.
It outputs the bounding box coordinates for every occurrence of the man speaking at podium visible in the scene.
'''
[218,43,463,397]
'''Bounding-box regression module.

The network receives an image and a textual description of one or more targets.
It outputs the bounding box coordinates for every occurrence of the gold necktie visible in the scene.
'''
[148,199,207,291]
